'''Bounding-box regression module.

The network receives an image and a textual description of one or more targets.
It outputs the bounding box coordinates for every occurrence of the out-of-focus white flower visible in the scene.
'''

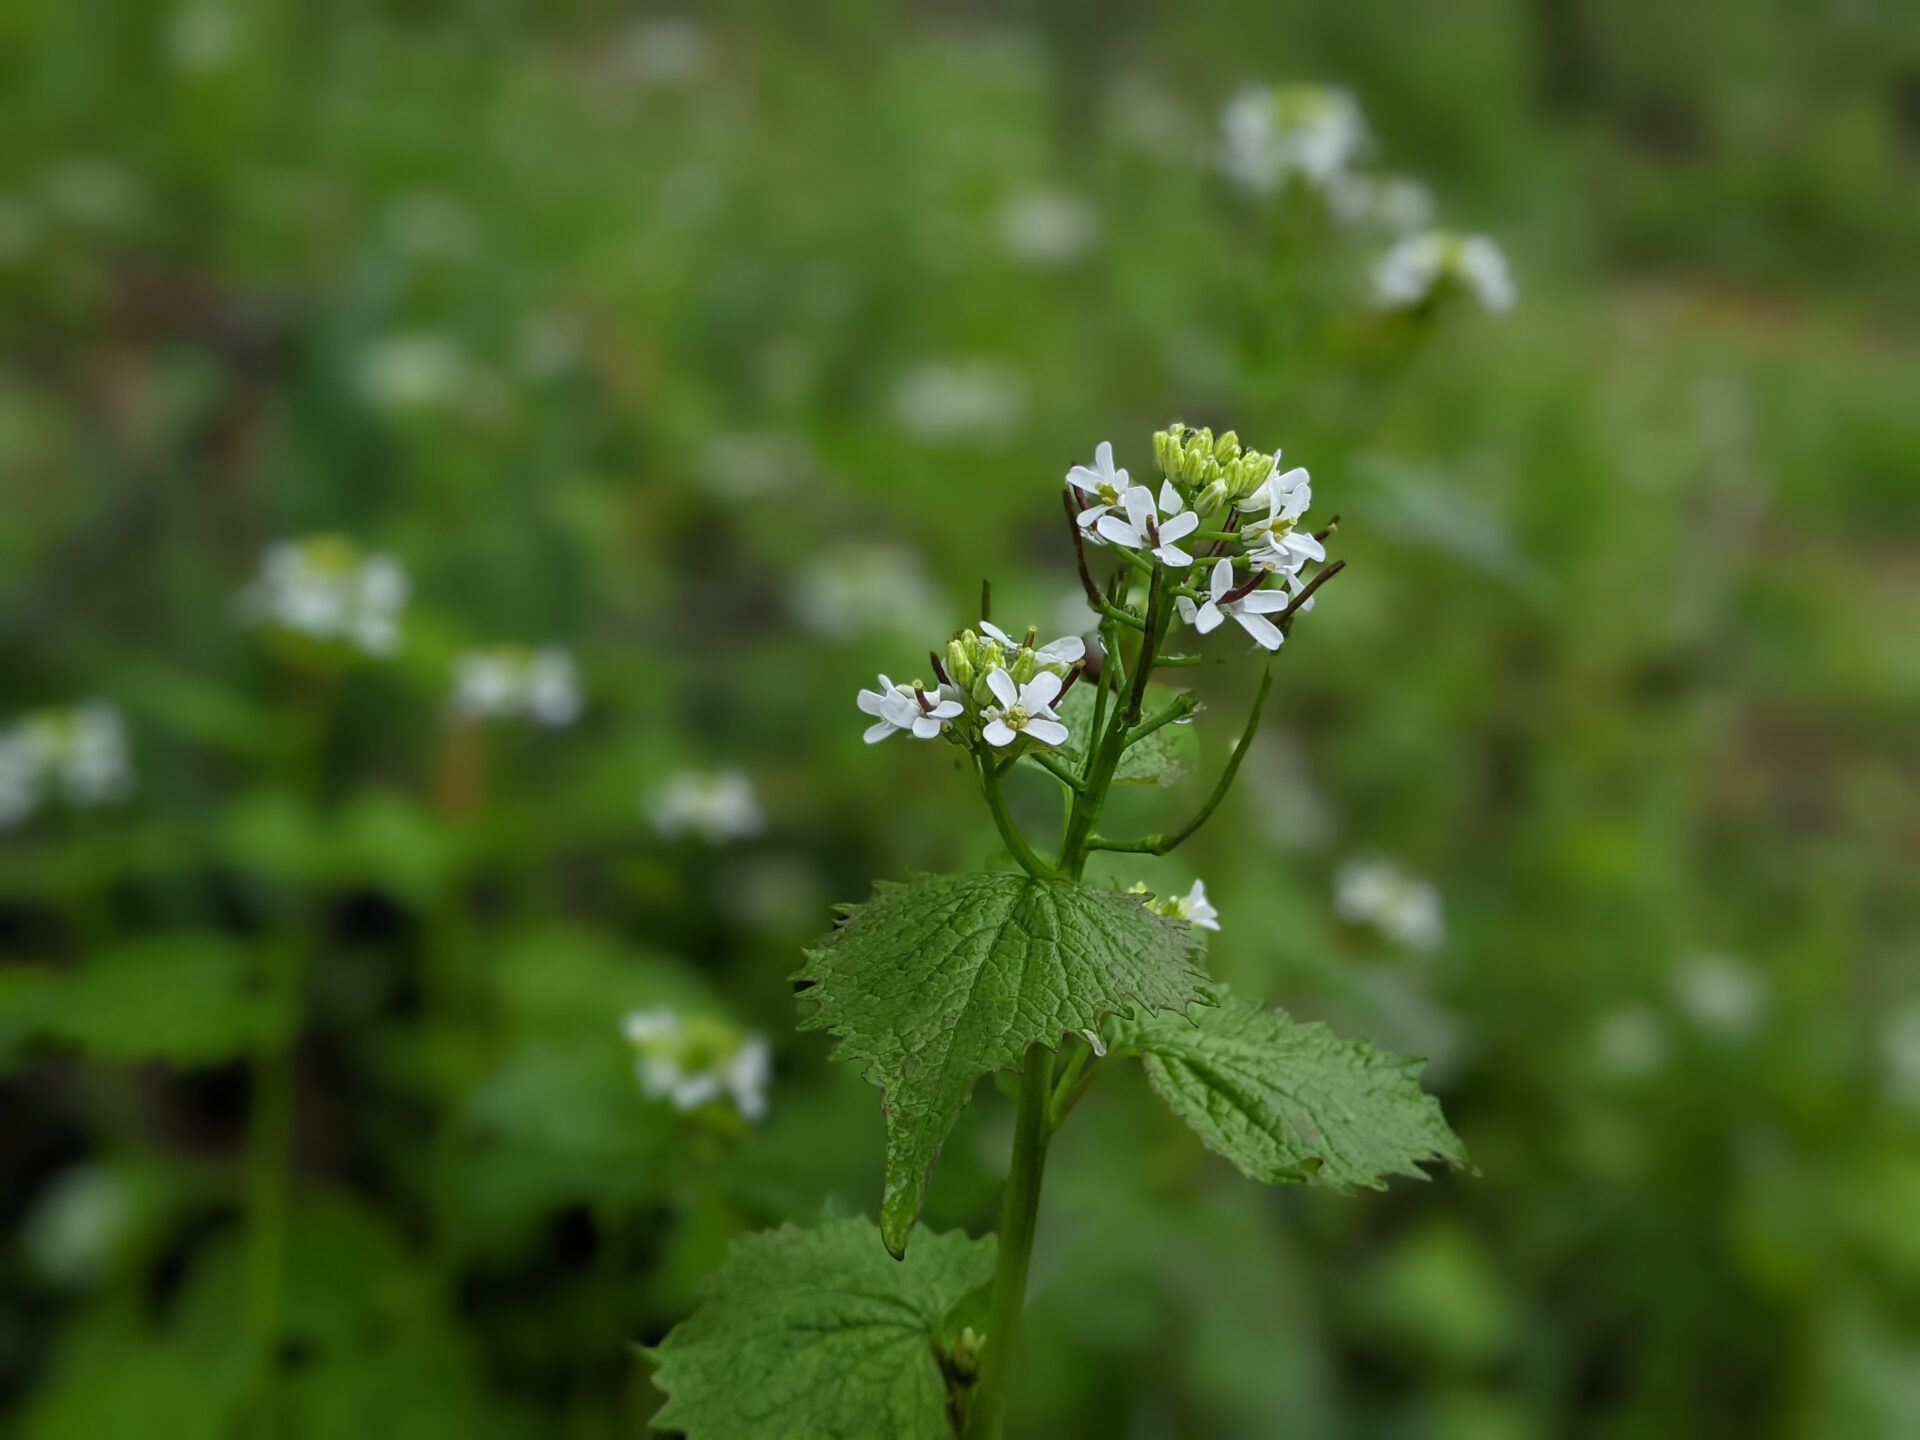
[166,4,240,73]
[238,537,409,656]
[1220,85,1369,197]
[1673,953,1767,1041]
[996,187,1100,267]
[1336,857,1444,951]
[20,1163,135,1288]
[981,668,1069,748]
[1327,173,1434,232]
[1065,440,1129,539]
[1097,482,1200,568]
[788,542,945,641]
[644,769,765,843]
[355,332,474,413]
[1371,231,1515,314]
[623,17,708,89]
[0,702,136,828]
[451,646,582,727]
[622,1006,770,1121]
[1883,1003,1920,1110]
[1177,558,1290,650]
[891,360,1026,447]
[1242,469,1324,575]
[1593,1006,1669,1081]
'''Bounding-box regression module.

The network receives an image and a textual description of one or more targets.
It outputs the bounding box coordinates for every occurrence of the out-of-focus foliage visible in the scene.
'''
[0,1,1915,1437]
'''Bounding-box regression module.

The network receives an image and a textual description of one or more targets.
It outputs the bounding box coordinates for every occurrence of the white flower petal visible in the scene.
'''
[911,715,943,739]
[1158,511,1199,543]
[1021,671,1063,708]
[1209,557,1234,603]
[1035,635,1085,664]
[1195,601,1225,634]
[1156,544,1193,568]
[1096,513,1142,548]
[1235,610,1285,650]
[863,718,899,743]
[985,667,1019,707]
[1025,717,1070,747]
[1157,479,1184,515]
[1238,589,1290,613]
[983,718,1017,747]
[1121,485,1157,527]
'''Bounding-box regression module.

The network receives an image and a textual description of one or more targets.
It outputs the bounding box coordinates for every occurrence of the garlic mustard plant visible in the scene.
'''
[649,423,1467,1440]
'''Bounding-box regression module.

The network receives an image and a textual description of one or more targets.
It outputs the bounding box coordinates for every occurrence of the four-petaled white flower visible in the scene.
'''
[857,674,964,744]
[1065,441,1130,540]
[622,1006,771,1121]
[1177,558,1291,651]
[1243,469,1324,574]
[981,668,1070,748]
[1097,482,1200,567]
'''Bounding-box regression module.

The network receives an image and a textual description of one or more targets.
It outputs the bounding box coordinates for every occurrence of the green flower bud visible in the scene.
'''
[1195,479,1229,513]
[1212,429,1241,465]
[1010,648,1039,685]
[947,638,975,688]
[1152,422,1188,479]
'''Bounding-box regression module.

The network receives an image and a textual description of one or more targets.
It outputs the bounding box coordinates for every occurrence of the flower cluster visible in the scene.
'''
[644,769,766,843]
[1078,423,1329,654]
[0,702,134,830]
[622,1007,771,1121]
[1217,84,1514,317]
[853,620,1085,753]
[450,646,583,727]
[238,536,409,657]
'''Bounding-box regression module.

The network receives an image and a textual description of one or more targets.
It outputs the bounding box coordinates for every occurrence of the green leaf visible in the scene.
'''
[29,935,287,1066]
[1105,993,1466,1191]
[798,872,1213,1256]
[649,1215,994,1440]
[1040,683,1195,786]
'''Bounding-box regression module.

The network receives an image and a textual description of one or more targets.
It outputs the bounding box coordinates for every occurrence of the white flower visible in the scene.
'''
[644,769,765,843]
[623,1006,770,1122]
[1673,953,1767,1041]
[891,360,1026,447]
[1162,879,1221,932]
[1242,469,1323,574]
[1096,482,1200,567]
[20,1163,134,1288]
[1065,440,1130,539]
[1177,558,1291,651]
[997,187,1100,267]
[452,647,581,727]
[1220,85,1369,197]
[856,675,961,743]
[1336,857,1444,951]
[981,668,1070,748]
[1371,231,1515,314]
[240,537,409,657]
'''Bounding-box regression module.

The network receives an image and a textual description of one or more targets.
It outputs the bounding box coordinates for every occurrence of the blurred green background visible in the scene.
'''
[3,2,1918,1436]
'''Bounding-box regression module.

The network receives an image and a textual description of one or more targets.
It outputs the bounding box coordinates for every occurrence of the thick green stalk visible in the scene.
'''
[964,1043,1055,1440]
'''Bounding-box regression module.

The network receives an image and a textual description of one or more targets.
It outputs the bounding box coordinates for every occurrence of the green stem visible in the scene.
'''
[1126,694,1197,748]
[1026,750,1085,794]
[980,755,1059,878]
[965,1044,1054,1440]
[1060,566,1170,870]
[1088,661,1276,856]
